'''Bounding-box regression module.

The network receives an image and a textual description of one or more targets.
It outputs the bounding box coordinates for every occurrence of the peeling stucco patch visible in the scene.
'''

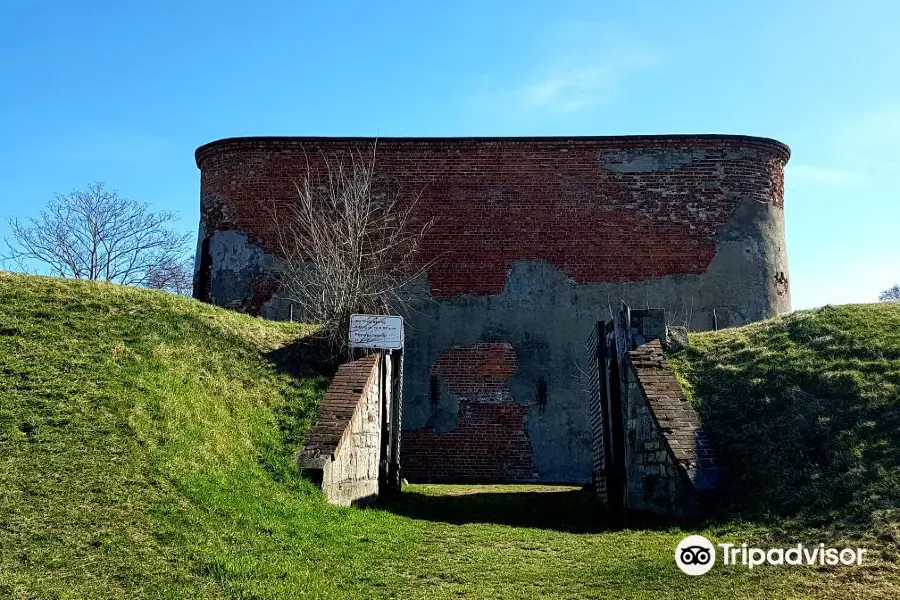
[205,230,281,314]
[598,148,707,173]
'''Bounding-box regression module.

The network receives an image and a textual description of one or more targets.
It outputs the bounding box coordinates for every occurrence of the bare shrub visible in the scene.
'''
[273,147,433,356]
[145,258,194,296]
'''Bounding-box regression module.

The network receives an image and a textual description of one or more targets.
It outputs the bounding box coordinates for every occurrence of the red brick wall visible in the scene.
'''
[430,341,517,401]
[402,340,538,482]
[196,136,789,299]
[402,402,539,482]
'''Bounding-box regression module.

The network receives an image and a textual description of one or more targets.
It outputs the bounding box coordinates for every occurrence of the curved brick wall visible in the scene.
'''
[194,134,791,484]
[196,135,788,300]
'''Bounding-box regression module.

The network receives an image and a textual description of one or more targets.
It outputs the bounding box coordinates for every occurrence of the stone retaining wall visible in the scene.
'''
[296,354,390,506]
[625,339,720,516]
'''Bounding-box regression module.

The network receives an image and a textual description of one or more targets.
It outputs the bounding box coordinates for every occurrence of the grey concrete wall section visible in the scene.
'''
[204,230,274,308]
[321,358,386,506]
[260,288,295,322]
[401,198,790,484]
[712,198,791,325]
[200,229,294,319]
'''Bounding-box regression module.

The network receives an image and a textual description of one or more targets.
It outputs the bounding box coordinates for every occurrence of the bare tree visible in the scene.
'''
[273,148,433,355]
[145,257,194,296]
[879,284,900,302]
[3,182,191,287]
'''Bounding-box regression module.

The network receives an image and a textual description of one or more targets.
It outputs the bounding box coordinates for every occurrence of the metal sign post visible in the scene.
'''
[348,314,405,495]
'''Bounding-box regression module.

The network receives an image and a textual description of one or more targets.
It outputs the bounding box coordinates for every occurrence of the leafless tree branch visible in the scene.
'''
[3,182,191,290]
[145,257,194,296]
[879,284,900,302]
[272,147,435,356]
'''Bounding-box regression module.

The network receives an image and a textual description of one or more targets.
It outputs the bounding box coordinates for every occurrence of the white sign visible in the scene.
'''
[348,314,404,350]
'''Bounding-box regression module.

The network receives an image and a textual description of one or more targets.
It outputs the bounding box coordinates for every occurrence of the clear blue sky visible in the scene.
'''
[1,0,898,309]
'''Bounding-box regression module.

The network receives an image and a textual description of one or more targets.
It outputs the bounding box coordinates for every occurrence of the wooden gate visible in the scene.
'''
[378,348,403,496]
[592,302,632,511]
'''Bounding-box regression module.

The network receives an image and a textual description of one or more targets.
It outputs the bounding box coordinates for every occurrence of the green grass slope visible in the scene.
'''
[0,272,415,597]
[1,272,897,599]
[668,303,900,548]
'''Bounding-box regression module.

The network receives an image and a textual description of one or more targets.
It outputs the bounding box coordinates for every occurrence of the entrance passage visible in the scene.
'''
[378,484,613,533]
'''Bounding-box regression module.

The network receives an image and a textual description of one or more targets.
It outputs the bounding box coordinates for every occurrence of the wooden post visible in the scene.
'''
[608,301,632,511]
[378,349,390,491]
[388,348,403,493]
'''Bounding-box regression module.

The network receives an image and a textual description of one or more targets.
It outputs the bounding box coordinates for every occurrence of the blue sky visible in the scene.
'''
[1,0,898,309]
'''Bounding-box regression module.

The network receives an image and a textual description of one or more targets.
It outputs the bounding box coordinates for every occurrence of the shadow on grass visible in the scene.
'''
[378,487,677,533]
[258,333,336,483]
[264,332,340,380]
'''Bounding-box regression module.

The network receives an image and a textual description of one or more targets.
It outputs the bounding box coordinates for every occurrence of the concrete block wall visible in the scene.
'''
[296,354,388,506]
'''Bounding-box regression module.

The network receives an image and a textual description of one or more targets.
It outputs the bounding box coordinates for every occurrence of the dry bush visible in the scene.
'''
[272,147,433,356]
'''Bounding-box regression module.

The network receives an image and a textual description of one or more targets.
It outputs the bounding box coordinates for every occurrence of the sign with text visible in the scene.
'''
[348,314,404,350]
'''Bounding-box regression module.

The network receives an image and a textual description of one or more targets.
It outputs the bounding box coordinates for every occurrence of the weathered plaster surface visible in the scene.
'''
[195,229,295,318]
[203,230,271,306]
[400,197,790,483]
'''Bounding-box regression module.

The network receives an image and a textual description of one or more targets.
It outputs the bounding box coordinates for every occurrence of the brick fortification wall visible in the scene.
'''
[195,136,790,307]
[195,135,791,484]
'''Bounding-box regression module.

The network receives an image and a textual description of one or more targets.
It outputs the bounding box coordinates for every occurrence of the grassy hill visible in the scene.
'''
[667,303,900,549]
[0,272,897,599]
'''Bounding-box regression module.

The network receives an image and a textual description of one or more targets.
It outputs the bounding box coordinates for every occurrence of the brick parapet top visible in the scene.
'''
[628,339,718,470]
[300,354,378,460]
[195,134,791,168]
